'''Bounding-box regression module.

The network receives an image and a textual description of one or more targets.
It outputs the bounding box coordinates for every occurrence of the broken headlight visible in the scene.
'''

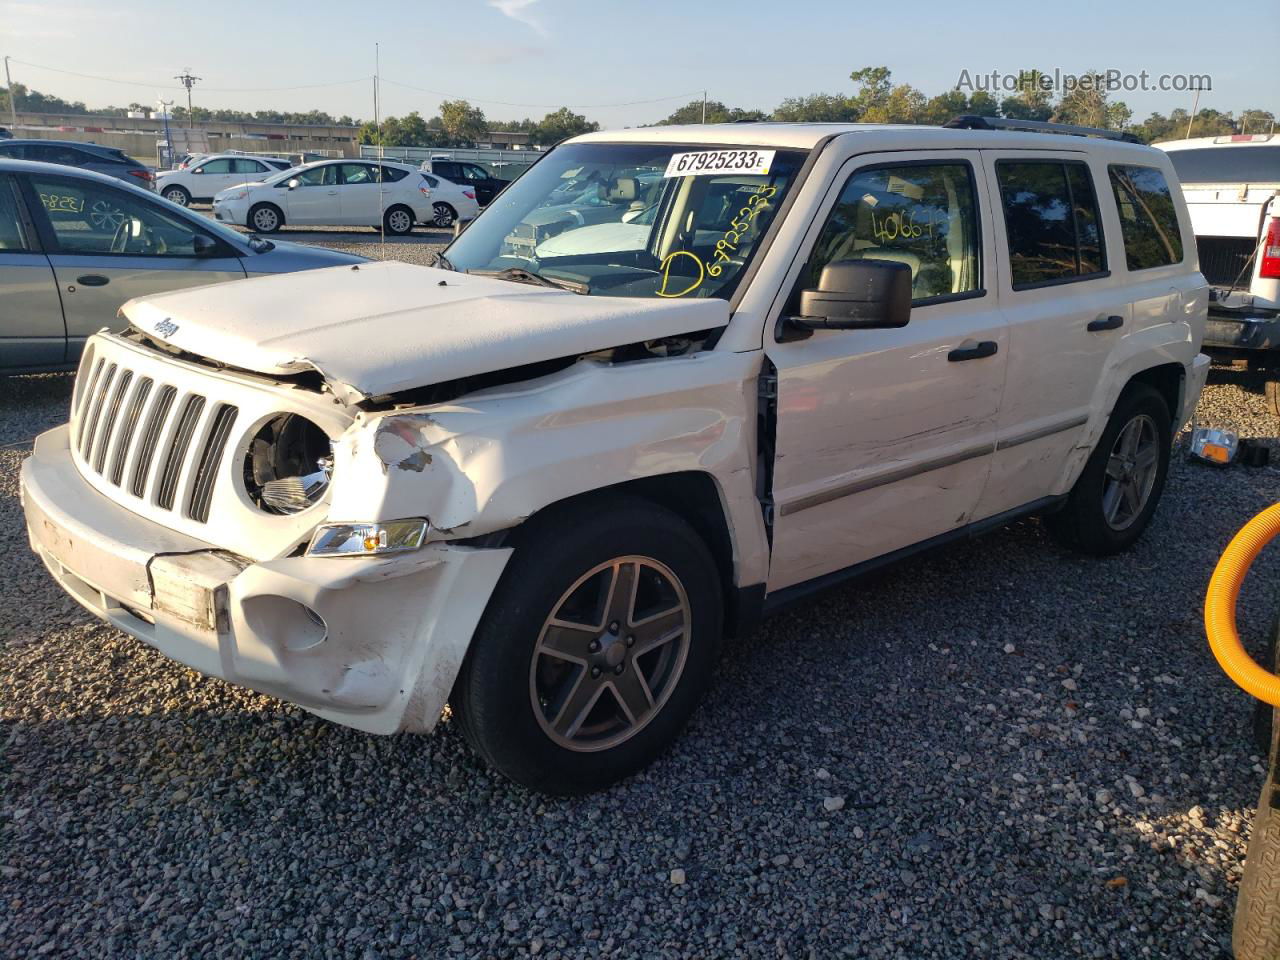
[306,520,429,557]
[243,414,332,515]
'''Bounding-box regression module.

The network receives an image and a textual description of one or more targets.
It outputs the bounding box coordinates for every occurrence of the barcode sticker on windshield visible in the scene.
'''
[664,149,775,178]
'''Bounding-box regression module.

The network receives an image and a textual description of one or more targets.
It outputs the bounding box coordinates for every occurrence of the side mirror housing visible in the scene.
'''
[192,234,219,258]
[779,260,912,341]
[287,178,301,190]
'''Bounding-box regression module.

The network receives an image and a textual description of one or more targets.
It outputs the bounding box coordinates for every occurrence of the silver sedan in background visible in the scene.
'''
[0,159,365,374]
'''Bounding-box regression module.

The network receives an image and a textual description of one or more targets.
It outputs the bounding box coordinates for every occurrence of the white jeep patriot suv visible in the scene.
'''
[21,118,1209,794]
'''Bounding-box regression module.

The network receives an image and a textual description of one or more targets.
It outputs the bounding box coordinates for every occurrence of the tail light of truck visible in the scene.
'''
[1261,217,1280,280]
[463,189,477,200]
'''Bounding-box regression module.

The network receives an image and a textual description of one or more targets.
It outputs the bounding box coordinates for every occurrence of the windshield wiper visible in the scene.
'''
[468,266,589,295]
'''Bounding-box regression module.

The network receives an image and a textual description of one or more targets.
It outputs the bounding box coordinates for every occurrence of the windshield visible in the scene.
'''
[262,164,307,185]
[1165,146,1280,184]
[445,142,806,299]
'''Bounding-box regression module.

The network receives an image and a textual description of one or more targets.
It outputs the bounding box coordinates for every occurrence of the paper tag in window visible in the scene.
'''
[664,149,776,178]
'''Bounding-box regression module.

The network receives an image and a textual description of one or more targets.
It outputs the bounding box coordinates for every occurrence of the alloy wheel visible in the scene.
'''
[164,189,188,206]
[432,203,455,228]
[530,556,691,752]
[1102,413,1159,530]
[388,209,412,233]
[252,207,279,232]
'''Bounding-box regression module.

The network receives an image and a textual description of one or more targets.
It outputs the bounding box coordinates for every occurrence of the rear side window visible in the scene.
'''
[382,166,408,182]
[996,160,1107,288]
[421,173,440,188]
[802,161,982,303]
[1109,165,1184,271]
[0,175,31,251]
[232,158,267,174]
[27,144,90,165]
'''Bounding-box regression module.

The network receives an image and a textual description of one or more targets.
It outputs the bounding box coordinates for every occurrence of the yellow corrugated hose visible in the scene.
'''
[1205,503,1280,708]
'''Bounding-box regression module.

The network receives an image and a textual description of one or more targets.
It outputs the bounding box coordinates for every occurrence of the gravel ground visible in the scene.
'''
[3,241,1280,958]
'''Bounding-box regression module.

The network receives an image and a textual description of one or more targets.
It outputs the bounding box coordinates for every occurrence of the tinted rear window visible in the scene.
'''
[1164,146,1280,184]
[996,160,1108,288]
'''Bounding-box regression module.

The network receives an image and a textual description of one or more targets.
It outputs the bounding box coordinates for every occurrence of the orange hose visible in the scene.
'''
[1205,503,1280,708]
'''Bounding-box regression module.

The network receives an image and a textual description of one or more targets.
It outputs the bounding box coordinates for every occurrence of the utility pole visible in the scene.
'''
[173,69,201,128]
[4,56,18,131]
[157,98,174,168]
[701,90,707,124]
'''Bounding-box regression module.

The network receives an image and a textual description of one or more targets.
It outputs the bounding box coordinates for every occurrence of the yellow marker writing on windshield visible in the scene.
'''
[657,250,705,298]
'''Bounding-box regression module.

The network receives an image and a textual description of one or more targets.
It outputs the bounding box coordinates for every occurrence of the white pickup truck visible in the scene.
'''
[1157,135,1280,405]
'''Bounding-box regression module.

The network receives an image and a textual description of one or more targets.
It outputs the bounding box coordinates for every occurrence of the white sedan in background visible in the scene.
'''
[155,153,293,206]
[212,159,479,235]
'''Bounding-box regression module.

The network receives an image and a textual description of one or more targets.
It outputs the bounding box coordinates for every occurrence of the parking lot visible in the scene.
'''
[0,229,1277,958]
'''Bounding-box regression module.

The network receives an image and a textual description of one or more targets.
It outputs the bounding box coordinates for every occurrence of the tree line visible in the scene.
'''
[4,68,1275,146]
[654,67,1275,143]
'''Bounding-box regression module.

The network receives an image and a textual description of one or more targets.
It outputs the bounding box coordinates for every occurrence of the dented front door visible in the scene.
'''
[763,150,1008,592]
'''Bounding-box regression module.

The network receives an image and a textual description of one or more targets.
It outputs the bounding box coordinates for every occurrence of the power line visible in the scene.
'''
[6,56,704,112]
[379,78,703,110]
[6,58,370,93]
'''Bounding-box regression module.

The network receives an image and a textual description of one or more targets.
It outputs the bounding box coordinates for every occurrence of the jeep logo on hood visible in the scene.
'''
[153,318,180,339]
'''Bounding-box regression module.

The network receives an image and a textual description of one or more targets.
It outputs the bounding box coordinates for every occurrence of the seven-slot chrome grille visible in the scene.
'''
[72,345,237,524]
[66,332,356,561]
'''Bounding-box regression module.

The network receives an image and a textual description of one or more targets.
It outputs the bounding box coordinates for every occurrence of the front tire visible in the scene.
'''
[1045,383,1171,555]
[162,185,191,207]
[451,497,723,795]
[248,203,283,234]
[383,205,414,236]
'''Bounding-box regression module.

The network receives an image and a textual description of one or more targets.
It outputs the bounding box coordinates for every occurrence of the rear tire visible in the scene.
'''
[431,203,457,228]
[383,205,414,236]
[248,203,283,234]
[1045,383,1171,555]
[162,185,191,207]
[451,496,723,795]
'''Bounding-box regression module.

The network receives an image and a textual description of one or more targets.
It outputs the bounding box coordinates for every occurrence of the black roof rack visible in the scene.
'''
[944,114,1141,144]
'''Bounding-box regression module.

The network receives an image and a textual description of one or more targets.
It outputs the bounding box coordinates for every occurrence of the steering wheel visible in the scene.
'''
[110,219,130,254]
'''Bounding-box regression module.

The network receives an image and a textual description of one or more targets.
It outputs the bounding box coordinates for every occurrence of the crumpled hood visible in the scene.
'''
[120,260,730,402]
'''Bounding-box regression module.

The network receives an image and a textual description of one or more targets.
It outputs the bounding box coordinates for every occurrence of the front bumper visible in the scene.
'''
[21,425,511,734]
[1203,311,1280,353]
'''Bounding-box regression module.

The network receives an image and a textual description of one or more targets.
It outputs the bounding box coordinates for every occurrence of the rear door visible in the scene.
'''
[335,162,383,225]
[20,171,245,360]
[0,172,65,369]
[973,151,1135,520]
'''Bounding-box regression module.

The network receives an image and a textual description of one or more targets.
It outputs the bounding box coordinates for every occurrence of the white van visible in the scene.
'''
[21,118,1208,794]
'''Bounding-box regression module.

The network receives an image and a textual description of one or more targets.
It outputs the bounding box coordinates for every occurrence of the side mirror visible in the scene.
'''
[191,167,203,175]
[192,234,218,258]
[778,260,913,342]
[287,178,301,190]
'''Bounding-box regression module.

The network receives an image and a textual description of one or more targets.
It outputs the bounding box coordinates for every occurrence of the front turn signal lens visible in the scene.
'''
[306,519,429,557]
